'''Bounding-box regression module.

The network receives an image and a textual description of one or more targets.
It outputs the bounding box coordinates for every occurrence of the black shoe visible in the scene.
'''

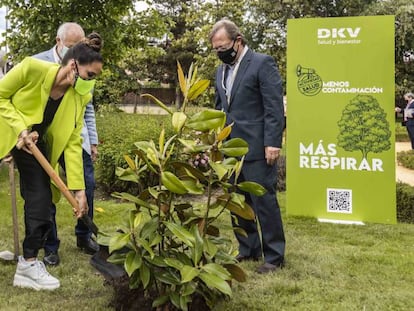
[256,262,284,274]
[236,254,260,262]
[43,251,60,267]
[77,237,99,255]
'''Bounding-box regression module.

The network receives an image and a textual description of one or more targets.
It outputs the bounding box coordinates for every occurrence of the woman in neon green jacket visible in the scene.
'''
[0,33,103,290]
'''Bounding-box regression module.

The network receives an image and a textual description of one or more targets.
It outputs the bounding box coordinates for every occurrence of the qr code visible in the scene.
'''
[327,188,352,214]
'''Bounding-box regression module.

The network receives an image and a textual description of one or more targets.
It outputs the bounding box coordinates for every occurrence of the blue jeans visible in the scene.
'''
[44,149,95,253]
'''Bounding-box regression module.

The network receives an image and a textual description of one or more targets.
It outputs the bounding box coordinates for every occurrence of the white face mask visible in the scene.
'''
[59,45,69,59]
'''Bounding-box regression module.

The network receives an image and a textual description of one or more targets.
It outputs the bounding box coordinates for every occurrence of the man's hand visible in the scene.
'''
[91,144,98,162]
[16,130,39,154]
[265,146,280,166]
[74,190,88,218]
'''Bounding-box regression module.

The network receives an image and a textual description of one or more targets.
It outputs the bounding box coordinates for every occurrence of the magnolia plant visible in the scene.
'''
[100,62,266,310]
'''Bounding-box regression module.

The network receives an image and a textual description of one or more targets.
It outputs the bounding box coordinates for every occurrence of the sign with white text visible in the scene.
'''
[286,16,396,224]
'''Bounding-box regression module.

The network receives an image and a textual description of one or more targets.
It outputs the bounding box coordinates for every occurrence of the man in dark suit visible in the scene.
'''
[210,18,286,274]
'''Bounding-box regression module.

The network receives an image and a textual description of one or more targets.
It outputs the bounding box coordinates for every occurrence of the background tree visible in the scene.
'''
[337,95,391,159]
[365,0,414,103]
[1,0,413,106]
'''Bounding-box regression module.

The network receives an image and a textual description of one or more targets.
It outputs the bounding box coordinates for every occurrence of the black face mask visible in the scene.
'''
[217,40,239,64]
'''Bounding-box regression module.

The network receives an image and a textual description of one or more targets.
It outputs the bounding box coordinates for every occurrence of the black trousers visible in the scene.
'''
[232,159,285,265]
[11,143,53,258]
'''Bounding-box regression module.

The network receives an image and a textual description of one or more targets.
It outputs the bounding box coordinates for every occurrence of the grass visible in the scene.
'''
[1,163,414,310]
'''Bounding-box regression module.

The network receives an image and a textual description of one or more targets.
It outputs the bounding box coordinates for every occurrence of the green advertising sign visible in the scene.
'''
[286,16,396,224]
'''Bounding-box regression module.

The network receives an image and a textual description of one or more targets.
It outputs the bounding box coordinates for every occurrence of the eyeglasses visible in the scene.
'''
[212,40,235,53]
[75,61,97,80]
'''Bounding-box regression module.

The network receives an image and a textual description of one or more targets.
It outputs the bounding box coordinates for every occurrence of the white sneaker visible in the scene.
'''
[13,256,60,290]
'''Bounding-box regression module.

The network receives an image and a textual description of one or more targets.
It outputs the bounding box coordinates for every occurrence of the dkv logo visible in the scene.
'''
[317,27,361,39]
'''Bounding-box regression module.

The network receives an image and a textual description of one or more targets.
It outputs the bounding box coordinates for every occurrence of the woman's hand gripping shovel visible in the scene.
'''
[17,134,99,236]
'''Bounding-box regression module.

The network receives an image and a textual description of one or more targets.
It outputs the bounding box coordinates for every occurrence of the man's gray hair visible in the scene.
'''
[209,18,246,45]
[56,22,85,42]
[404,92,414,99]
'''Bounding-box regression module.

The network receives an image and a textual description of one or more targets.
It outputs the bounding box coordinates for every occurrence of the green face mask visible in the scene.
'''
[74,75,96,96]
[73,62,96,95]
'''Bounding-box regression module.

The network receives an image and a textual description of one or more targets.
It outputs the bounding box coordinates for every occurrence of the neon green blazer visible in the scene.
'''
[0,57,92,198]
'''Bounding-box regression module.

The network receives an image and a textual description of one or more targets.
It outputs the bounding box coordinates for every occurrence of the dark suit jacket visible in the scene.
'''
[215,48,285,161]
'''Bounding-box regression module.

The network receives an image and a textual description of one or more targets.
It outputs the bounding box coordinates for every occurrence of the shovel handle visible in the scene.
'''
[18,140,98,235]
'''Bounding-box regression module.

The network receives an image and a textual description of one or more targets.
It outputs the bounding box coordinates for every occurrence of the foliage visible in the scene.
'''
[337,95,391,159]
[366,0,414,100]
[396,182,414,223]
[0,0,134,64]
[2,0,413,106]
[0,0,169,106]
[397,149,414,170]
[99,63,267,310]
[95,106,173,195]
[396,118,410,142]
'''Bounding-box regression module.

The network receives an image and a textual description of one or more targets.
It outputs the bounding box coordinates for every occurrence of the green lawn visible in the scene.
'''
[0,163,413,310]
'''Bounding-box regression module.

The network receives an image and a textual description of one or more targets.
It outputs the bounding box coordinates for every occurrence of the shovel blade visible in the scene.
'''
[0,250,16,261]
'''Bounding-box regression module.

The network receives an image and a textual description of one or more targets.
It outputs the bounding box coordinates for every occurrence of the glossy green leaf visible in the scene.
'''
[209,161,228,181]
[148,186,160,199]
[140,262,151,289]
[152,295,169,308]
[237,181,267,196]
[188,79,210,100]
[134,141,152,152]
[109,232,131,253]
[177,139,210,153]
[199,271,232,297]
[216,194,255,220]
[123,154,136,170]
[164,258,184,270]
[111,192,154,209]
[161,171,188,194]
[217,124,232,142]
[170,292,181,310]
[177,61,187,97]
[146,146,160,166]
[203,238,218,257]
[181,282,196,296]
[220,138,249,157]
[186,109,226,132]
[141,218,159,240]
[107,251,127,265]
[124,251,142,277]
[129,270,141,289]
[191,225,203,265]
[172,111,187,133]
[164,222,195,247]
[180,265,200,283]
[181,179,204,195]
[115,167,139,183]
[133,212,144,229]
[230,192,245,207]
[224,263,247,282]
[137,238,155,258]
[159,128,165,155]
[146,255,168,267]
[141,93,173,115]
[156,271,181,285]
[201,263,231,280]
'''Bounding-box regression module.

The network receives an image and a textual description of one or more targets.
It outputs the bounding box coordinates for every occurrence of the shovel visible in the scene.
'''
[13,140,124,280]
[19,140,99,236]
[0,156,20,262]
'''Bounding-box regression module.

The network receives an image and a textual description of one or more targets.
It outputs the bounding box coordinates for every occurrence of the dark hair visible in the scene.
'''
[209,18,246,45]
[61,32,103,65]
